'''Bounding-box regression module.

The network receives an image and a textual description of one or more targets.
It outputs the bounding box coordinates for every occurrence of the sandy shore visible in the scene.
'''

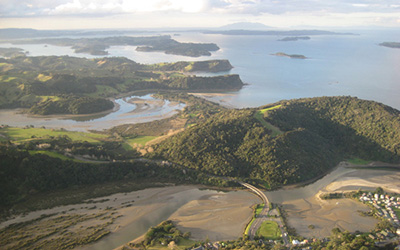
[188,93,238,108]
[170,191,259,241]
[0,96,184,132]
[1,185,258,250]
[267,162,400,238]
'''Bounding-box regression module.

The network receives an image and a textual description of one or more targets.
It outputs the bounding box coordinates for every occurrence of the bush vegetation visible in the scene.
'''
[152,96,400,189]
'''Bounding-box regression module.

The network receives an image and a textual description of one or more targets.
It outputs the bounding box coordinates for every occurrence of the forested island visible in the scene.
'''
[0,56,240,115]
[3,35,219,57]
[272,52,307,59]
[379,42,400,49]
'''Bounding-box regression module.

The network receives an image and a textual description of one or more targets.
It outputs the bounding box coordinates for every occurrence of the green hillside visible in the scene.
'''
[153,96,400,189]
[0,56,242,114]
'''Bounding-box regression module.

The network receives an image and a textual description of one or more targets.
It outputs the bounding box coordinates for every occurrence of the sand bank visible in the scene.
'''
[170,191,259,241]
[188,93,238,108]
[1,185,258,250]
[266,162,400,238]
[0,95,184,132]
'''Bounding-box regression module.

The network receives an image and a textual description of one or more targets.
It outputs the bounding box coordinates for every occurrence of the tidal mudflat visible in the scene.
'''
[266,162,400,238]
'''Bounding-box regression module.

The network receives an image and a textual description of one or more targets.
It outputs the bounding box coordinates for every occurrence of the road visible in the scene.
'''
[239,182,289,246]
[238,182,269,240]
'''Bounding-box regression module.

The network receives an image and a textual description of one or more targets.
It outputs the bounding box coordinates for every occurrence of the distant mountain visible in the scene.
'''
[204,29,356,36]
[218,22,273,30]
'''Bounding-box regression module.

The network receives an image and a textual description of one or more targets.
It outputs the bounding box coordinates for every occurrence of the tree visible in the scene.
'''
[375,187,384,195]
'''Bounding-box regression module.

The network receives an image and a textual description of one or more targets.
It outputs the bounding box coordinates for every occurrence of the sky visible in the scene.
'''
[0,0,399,30]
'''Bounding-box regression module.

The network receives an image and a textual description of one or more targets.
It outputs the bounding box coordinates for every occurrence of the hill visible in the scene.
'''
[152,96,400,189]
[0,56,242,114]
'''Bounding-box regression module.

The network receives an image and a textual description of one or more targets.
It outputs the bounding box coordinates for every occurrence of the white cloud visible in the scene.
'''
[1,0,400,28]
[45,0,208,15]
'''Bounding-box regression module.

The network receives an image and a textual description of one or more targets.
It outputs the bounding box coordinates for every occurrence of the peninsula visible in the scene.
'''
[0,56,241,115]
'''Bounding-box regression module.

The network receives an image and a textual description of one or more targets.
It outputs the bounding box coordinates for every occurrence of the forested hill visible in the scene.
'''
[0,56,241,114]
[152,96,400,189]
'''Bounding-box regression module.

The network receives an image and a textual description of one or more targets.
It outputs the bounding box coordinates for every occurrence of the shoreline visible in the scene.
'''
[266,161,400,238]
[1,185,258,250]
[0,95,184,132]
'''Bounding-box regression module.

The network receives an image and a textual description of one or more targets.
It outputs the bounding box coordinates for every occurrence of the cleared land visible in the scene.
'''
[256,221,281,239]
[254,105,283,137]
[0,127,107,143]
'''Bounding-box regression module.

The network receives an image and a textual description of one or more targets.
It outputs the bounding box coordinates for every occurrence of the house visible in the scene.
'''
[397,228,400,236]
[292,240,300,245]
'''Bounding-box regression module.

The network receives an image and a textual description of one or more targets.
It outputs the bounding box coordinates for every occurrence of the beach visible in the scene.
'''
[0,185,258,250]
[266,163,400,238]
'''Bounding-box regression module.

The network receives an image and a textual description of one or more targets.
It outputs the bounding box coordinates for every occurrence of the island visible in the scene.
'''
[5,35,220,57]
[379,42,400,49]
[272,52,307,59]
[278,36,311,41]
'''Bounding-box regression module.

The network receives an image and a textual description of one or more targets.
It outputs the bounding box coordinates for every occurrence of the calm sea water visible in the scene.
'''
[1,29,399,110]
[174,30,400,109]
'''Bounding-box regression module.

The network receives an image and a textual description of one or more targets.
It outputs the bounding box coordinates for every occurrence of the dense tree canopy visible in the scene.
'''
[153,96,400,189]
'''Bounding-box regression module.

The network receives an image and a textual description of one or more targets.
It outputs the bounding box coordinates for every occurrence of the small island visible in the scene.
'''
[379,42,400,49]
[278,36,311,41]
[272,52,307,59]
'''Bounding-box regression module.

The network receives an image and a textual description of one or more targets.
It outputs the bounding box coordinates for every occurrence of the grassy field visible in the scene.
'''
[254,112,283,137]
[0,127,108,143]
[259,105,282,114]
[347,158,371,165]
[28,150,90,163]
[126,135,158,147]
[255,203,265,216]
[29,150,72,161]
[244,203,265,236]
[244,217,255,236]
[256,221,281,239]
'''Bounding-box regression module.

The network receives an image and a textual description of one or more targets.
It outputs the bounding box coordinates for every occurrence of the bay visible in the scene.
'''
[1,29,399,111]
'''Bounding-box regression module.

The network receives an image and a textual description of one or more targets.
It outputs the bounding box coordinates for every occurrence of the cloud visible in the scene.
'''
[1,0,399,18]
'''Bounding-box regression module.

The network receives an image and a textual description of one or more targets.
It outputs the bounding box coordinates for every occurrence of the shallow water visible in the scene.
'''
[0,94,185,131]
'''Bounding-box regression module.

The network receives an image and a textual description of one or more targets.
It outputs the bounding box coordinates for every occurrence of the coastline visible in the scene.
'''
[0,95,184,132]
[1,185,258,250]
[266,161,400,238]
